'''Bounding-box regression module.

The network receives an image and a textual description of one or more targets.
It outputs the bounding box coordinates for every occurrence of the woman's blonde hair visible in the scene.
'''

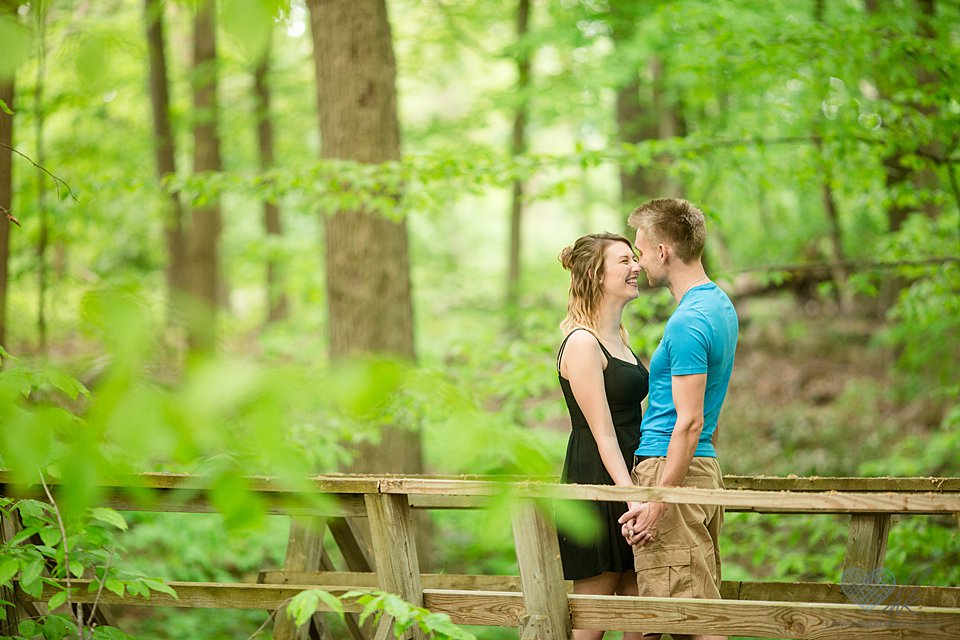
[559,232,633,345]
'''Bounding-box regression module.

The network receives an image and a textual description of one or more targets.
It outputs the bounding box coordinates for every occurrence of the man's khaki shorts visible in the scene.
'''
[631,456,724,599]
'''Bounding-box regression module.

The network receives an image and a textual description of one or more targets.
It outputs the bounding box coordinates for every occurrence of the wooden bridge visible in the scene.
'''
[2,472,960,639]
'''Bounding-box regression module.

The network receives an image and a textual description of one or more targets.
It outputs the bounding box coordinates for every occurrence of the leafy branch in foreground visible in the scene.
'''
[0,495,176,640]
[278,588,475,640]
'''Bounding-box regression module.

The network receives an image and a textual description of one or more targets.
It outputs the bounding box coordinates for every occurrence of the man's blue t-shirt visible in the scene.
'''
[636,282,738,458]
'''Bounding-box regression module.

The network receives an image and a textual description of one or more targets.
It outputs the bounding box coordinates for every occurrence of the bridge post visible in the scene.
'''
[364,494,425,640]
[271,517,331,640]
[843,513,892,575]
[511,499,572,640]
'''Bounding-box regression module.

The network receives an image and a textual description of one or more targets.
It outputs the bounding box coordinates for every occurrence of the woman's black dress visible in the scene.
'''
[556,329,649,580]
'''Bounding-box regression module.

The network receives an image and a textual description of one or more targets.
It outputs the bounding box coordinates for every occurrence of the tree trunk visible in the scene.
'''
[253,36,288,324]
[614,66,656,207]
[812,0,851,313]
[609,5,680,209]
[144,0,188,317]
[307,0,425,567]
[307,0,414,362]
[34,3,48,353]
[0,2,14,360]
[187,0,223,353]
[506,0,531,327]
[865,0,940,311]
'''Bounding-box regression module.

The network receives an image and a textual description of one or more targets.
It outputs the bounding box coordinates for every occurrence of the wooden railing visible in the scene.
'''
[2,472,959,639]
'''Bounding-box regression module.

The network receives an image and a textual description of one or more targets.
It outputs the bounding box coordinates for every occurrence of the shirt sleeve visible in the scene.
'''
[665,310,711,376]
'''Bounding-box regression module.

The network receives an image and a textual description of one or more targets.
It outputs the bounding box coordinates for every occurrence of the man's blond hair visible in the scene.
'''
[628,198,706,264]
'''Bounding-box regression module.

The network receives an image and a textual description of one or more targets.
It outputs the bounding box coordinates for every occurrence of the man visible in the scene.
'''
[618,198,738,640]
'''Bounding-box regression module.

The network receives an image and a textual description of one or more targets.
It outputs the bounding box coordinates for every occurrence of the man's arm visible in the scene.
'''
[658,373,706,486]
[620,373,706,545]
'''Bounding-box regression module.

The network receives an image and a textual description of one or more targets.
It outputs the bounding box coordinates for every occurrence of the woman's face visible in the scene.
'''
[601,241,641,301]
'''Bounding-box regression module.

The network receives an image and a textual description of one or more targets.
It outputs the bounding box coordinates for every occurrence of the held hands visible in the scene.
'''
[619,501,667,547]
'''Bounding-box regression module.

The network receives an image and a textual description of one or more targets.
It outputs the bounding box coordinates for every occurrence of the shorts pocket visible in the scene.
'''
[634,546,694,598]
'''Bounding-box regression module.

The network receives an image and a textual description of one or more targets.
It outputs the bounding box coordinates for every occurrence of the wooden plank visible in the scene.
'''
[329,518,375,572]
[0,471,381,494]
[408,494,490,509]
[421,590,960,640]
[30,576,957,613]
[569,593,960,639]
[28,581,960,639]
[259,571,526,592]
[364,494,424,640]
[6,470,960,496]
[373,614,394,640]
[7,472,960,513]
[724,476,960,492]
[843,514,892,576]
[422,590,524,626]
[5,488,367,518]
[381,478,960,513]
[319,520,373,640]
[255,573,960,609]
[727,581,960,608]
[510,499,571,640]
[272,517,328,640]
[33,580,364,610]
[307,542,369,640]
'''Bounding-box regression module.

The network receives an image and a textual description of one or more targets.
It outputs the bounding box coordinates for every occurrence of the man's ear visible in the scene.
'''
[658,243,668,263]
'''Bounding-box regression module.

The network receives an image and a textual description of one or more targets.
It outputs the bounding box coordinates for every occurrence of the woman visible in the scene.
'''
[557,233,649,640]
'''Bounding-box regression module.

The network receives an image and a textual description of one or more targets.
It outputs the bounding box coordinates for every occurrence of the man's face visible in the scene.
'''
[634,228,667,288]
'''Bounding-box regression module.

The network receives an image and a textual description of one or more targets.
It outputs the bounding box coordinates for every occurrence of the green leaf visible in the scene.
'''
[0,558,18,586]
[313,590,344,619]
[104,578,125,597]
[285,589,342,626]
[355,593,384,626]
[142,578,177,600]
[422,612,476,639]
[69,560,85,579]
[92,626,131,640]
[20,557,43,584]
[47,588,67,610]
[40,614,78,638]
[19,575,42,599]
[91,508,128,531]
[286,590,318,627]
[38,526,62,547]
[17,619,38,638]
[16,499,51,521]
[43,367,90,400]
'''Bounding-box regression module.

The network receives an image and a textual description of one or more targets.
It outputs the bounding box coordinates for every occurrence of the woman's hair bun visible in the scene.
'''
[558,245,575,270]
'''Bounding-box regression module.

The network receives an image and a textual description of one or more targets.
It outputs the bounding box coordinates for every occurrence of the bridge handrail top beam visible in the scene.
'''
[2,470,959,512]
[2,470,958,491]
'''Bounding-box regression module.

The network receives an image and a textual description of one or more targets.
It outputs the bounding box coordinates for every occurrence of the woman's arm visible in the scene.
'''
[560,331,636,491]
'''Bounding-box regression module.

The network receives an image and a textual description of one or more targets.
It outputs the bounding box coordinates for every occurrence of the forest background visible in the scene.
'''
[0,0,958,638]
